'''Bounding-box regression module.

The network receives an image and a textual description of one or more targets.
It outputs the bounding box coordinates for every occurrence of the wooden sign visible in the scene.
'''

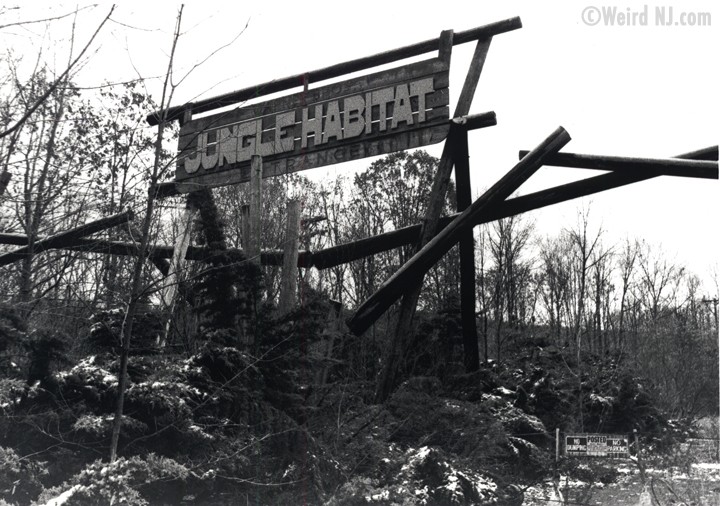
[565,433,629,458]
[175,58,450,192]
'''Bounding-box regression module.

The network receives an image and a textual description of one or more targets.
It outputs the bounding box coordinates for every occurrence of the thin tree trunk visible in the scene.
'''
[109,7,183,462]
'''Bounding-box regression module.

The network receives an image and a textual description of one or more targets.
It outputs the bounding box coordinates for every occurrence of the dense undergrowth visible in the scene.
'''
[0,291,687,505]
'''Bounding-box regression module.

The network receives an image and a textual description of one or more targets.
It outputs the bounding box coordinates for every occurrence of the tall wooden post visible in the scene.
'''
[372,33,492,402]
[241,204,250,250]
[453,125,480,372]
[248,155,263,265]
[278,198,301,315]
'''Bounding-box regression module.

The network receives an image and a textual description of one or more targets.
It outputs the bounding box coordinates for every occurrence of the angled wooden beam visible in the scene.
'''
[311,145,718,269]
[0,209,134,267]
[374,35,495,401]
[147,17,521,125]
[347,126,571,335]
[517,151,718,179]
[366,126,570,402]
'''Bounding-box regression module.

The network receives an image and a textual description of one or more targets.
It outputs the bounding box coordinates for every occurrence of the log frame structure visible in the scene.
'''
[1,16,717,403]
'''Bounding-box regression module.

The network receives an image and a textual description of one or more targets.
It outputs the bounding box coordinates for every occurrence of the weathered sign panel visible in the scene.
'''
[175,58,450,192]
[565,433,630,458]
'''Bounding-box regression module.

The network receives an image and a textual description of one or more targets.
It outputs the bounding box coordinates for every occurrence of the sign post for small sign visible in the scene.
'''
[564,433,630,458]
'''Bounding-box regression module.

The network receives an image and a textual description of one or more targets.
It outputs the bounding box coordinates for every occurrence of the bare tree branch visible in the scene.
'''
[0,5,116,140]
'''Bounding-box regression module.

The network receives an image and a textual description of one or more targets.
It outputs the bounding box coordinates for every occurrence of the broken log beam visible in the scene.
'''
[0,209,134,267]
[347,126,572,336]
[517,151,718,179]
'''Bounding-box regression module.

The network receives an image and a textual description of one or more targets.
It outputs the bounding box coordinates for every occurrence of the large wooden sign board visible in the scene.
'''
[175,58,450,192]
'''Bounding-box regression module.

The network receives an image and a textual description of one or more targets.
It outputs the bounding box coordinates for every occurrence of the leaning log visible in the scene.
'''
[346,126,572,337]
[0,209,134,267]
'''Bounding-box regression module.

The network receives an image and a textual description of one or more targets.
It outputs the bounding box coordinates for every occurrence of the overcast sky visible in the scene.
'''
[3,1,718,287]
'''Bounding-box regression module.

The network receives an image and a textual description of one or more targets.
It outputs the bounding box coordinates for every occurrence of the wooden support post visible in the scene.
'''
[241,204,250,250]
[0,209,134,267]
[248,155,263,265]
[372,34,493,402]
[350,126,571,339]
[278,199,301,315]
[453,125,480,372]
[158,203,197,347]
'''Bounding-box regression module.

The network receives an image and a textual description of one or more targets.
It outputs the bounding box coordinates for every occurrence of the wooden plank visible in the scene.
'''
[278,199,301,315]
[156,112,494,197]
[176,121,451,193]
[147,17,522,125]
[0,209,134,267]
[453,125,480,372]
[175,71,450,187]
[348,126,571,338]
[517,151,718,179]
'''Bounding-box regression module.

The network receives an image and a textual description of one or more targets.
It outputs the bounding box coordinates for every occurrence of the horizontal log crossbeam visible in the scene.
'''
[517,150,718,179]
[1,147,715,269]
[0,209,134,267]
[146,18,522,125]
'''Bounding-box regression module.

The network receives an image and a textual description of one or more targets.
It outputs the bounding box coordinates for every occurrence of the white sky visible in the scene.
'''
[3,1,718,287]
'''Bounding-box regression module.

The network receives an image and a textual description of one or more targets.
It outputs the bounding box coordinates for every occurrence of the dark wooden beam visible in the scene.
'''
[517,151,718,179]
[453,124,480,372]
[0,209,134,267]
[146,18,521,125]
[374,36,495,401]
[0,233,314,267]
[347,126,571,337]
